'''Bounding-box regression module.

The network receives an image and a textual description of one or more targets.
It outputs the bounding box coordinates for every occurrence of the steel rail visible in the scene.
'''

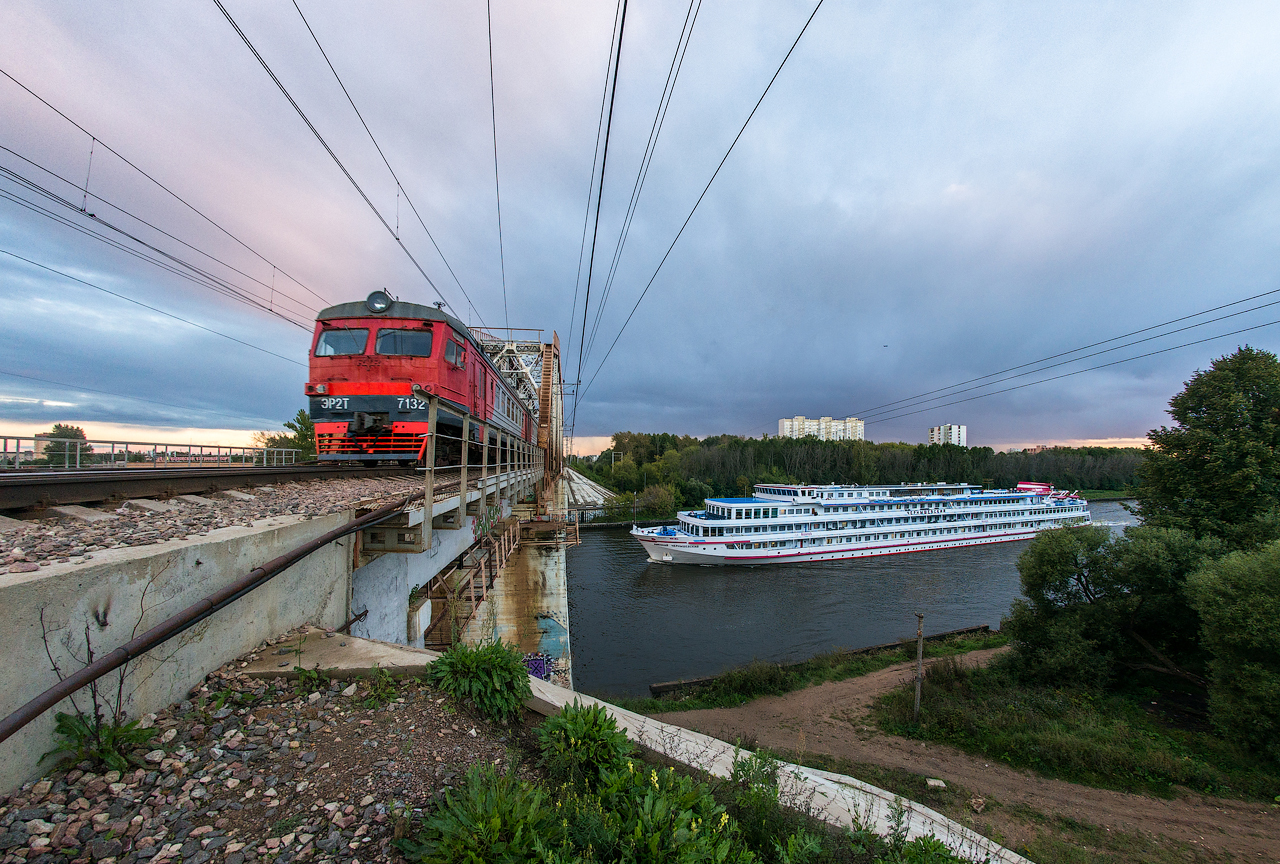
[0,464,415,510]
[0,490,423,747]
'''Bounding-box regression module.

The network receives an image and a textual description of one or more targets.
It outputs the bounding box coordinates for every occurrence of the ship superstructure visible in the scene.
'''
[631,481,1090,564]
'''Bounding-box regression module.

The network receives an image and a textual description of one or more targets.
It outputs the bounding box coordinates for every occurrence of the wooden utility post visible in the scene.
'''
[914,612,925,721]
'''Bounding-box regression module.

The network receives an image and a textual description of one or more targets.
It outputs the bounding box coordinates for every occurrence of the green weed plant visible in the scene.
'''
[42,710,155,773]
[535,700,634,789]
[293,666,332,697]
[361,666,399,709]
[424,640,532,725]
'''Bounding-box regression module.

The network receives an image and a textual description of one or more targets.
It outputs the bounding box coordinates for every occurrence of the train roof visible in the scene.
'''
[315,300,477,344]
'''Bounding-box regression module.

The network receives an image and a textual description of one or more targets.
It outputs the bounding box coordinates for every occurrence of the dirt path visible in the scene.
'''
[653,648,1280,862]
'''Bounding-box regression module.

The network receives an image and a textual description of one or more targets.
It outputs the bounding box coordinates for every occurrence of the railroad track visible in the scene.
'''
[0,464,417,510]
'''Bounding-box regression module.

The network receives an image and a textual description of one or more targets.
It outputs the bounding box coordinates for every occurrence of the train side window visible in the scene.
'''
[375,328,433,356]
[315,328,368,356]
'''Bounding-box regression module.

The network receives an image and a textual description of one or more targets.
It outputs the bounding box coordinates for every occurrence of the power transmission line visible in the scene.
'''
[0,144,318,322]
[577,0,830,405]
[865,317,1280,425]
[0,249,306,367]
[213,0,473,322]
[854,296,1280,422]
[485,0,510,330]
[0,66,332,310]
[846,284,1280,421]
[289,1,487,324]
[582,0,703,365]
[0,369,281,425]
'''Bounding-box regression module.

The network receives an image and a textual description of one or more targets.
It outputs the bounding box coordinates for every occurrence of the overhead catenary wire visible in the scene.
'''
[289,1,487,325]
[582,0,703,366]
[0,144,318,323]
[0,186,313,328]
[571,0,630,437]
[213,0,473,323]
[0,369,283,425]
[564,0,624,373]
[575,0,630,389]
[0,66,332,310]
[577,0,830,406]
[485,0,510,330]
[0,249,306,367]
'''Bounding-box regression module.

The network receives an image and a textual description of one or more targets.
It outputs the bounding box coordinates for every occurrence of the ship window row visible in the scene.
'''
[719,516,1091,549]
[686,512,1073,537]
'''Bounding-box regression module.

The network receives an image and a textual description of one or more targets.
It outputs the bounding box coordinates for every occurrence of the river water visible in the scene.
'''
[566,500,1136,698]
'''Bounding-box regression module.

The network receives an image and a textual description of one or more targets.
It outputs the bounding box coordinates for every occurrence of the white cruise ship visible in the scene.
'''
[631,481,1090,565]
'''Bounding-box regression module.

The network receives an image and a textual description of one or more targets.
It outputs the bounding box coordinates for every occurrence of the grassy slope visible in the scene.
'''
[779,753,1231,864]
[603,632,1007,715]
[872,656,1280,802]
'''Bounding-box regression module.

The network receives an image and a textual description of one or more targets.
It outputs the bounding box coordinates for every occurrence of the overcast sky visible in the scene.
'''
[2,1,1278,453]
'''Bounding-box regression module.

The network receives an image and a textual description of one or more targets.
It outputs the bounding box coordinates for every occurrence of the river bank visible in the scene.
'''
[650,647,1278,863]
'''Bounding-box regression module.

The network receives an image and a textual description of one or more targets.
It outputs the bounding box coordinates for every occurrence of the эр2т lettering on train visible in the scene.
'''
[305,291,535,464]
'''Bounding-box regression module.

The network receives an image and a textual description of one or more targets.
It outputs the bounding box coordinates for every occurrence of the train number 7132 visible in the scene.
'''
[397,398,428,410]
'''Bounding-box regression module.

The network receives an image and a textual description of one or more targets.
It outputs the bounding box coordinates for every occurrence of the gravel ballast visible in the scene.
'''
[0,627,542,864]
[0,478,428,575]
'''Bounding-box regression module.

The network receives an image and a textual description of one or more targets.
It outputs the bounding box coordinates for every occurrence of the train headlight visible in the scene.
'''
[316,384,328,394]
[366,290,392,313]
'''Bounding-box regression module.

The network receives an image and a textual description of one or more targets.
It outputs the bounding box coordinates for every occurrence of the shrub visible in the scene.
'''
[535,701,633,790]
[1187,543,1280,762]
[396,763,561,864]
[424,640,532,725]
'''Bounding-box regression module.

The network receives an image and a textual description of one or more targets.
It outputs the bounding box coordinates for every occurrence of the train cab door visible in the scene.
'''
[442,329,467,404]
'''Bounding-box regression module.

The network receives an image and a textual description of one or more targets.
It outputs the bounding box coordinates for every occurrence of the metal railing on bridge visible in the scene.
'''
[0,436,301,470]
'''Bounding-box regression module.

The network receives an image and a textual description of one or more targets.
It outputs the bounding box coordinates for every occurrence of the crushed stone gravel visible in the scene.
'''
[0,626,545,864]
[0,478,427,574]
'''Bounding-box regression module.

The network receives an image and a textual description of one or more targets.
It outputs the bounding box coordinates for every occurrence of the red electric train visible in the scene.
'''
[305,291,533,463]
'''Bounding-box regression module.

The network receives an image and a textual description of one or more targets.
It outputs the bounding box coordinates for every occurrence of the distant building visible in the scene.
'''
[778,415,865,441]
[928,424,967,447]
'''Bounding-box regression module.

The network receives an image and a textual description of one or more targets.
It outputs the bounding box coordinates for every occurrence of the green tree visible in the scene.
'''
[254,409,316,459]
[1003,525,1120,688]
[1186,542,1280,761]
[40,424,92,465]
[1003,524,1220,689]
[1135,346,1280,548]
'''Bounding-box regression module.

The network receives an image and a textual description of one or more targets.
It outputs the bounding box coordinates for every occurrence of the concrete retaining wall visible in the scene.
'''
[0,512,352,791]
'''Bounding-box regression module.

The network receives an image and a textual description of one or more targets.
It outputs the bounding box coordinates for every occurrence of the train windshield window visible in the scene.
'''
[315,328,368,356]
[376,328,433,356]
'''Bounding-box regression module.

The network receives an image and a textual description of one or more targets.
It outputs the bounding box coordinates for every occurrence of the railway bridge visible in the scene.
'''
[0,330,587,789]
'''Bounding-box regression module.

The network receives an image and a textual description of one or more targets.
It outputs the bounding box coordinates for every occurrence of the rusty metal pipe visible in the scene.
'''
[0,491,423,746]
